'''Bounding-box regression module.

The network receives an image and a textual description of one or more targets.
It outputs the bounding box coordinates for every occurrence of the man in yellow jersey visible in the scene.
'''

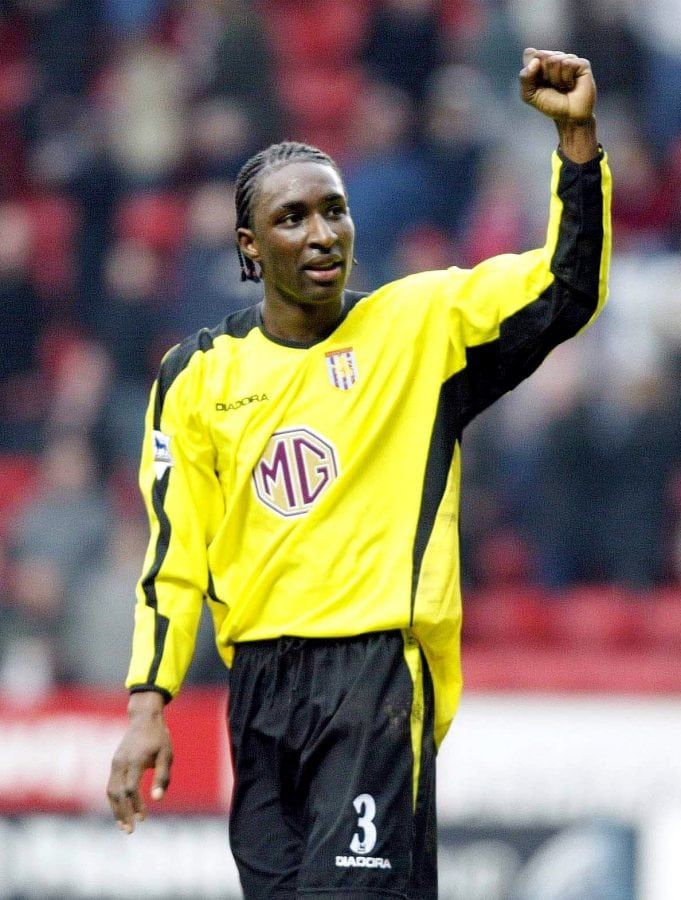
[107,50,611,899]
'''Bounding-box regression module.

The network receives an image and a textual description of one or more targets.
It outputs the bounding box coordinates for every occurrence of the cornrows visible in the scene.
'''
[234,141,341,282]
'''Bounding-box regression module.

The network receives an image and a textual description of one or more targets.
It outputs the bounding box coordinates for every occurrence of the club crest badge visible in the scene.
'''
[325,347,358,391]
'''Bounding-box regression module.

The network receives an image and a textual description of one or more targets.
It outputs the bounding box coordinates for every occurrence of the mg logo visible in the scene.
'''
[253,427,339,517]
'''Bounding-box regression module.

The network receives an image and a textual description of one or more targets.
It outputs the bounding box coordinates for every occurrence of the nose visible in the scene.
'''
[307,212,335,247]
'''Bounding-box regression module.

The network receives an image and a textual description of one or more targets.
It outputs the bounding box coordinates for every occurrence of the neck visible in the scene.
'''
[261,291,345,344]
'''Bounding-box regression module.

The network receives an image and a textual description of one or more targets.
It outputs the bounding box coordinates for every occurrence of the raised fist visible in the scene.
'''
[520,49,596,124]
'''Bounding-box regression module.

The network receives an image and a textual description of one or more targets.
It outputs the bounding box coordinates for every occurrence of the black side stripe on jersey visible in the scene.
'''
[410,378,461,620]
[142,467,172,683]
[411,154,604,615]
[138,328,216,688]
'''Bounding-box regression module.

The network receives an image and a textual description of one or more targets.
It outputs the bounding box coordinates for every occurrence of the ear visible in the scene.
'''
[237,227,260,264]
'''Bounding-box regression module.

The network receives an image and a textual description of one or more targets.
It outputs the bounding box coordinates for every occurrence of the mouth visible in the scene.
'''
[303,259,344,285]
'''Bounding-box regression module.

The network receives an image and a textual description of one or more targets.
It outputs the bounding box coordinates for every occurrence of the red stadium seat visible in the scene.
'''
[641,587,681,649]
[282,123,353,164]
[549,585,644,649]
[0,124,25,192]
[25,195,78,297]
[275,65,365,131]
[0,59,34,116]
[462,586,554,647]
[115,192,186,255]
[259,0,369,65]
[439,0,485,41]
[0,454,39,535]
[107,461,146,519]
[37,326,85,382]
[463,644,681,693]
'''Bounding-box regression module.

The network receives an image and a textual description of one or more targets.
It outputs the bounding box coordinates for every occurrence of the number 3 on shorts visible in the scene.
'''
[350,793,377,855]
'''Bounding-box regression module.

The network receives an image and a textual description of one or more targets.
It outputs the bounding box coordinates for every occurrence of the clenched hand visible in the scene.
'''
[520,48,599,163]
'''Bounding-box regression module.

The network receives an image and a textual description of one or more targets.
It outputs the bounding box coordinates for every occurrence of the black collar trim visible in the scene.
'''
[256,290,369,349]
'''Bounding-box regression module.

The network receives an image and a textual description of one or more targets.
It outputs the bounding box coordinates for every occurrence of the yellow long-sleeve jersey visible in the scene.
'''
[127,150,611,746]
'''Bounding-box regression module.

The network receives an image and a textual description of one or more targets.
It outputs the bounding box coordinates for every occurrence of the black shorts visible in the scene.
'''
[227,630,437,900]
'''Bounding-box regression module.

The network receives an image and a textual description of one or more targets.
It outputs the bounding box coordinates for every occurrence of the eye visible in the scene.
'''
[280,211,302,226]
[327,204,346,219]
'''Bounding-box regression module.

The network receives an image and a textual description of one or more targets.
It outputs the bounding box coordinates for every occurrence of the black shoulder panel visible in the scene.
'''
[343,289,370,312]
[154,328,215,430]
[217,295,367,348]
[218,303,261,340]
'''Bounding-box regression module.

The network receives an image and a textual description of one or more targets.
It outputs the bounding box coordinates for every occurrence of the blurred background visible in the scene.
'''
[0,0,679,898]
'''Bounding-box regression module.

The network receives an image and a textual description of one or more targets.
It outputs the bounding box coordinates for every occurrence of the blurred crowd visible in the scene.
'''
[0,0,679,693]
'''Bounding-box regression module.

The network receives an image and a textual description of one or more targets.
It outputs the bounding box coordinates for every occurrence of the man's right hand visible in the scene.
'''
[106,691,173,834]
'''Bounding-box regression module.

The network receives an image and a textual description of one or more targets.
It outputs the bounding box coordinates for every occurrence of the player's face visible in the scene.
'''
[239,161,355,307]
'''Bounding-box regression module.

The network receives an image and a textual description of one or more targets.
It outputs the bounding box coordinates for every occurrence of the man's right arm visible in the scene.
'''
[107,336,224,831]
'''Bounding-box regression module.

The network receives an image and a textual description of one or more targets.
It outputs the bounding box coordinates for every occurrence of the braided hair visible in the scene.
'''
[234,141,342,282]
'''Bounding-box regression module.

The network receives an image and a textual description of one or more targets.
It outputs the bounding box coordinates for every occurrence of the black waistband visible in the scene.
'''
[233,630,403,654]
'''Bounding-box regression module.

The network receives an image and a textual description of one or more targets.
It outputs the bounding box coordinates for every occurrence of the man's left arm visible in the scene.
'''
[521,49,610,309]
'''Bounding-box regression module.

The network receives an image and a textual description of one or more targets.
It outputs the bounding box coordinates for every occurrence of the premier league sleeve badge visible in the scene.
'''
[152,430,174,480]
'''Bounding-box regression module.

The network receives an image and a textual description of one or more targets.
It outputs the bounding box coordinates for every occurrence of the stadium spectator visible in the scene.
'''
[198,0,282,144]
[363,0,443,103]
[451,0,525,102]
[0,202,43,452]
[44,338,113,439]
[532,371,680,588]
[8,434,111,593]
[420,63,493,241]
[20,0,99,98]
[186,97,260,182]
[96,240,170,388]
[629,0,681,157]
[98,38,188,187]
[62,518,146,686]
[566,0,644,111]
[610,127,675,249]
[0,433,111,691]
[344,80,431,285]
[173,181,262,336]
